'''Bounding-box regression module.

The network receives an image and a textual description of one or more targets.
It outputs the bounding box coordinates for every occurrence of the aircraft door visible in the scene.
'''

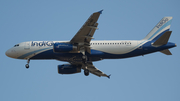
[24,41,30,50]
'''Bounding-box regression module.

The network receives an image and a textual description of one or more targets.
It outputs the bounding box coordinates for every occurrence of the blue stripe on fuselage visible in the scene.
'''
[30,41,176,61]
[18,47,52,59]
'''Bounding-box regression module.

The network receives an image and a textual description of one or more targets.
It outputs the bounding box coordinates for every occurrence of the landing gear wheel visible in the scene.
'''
[25,64,29,69]
[25,58,30,69]
[84,69,89,76]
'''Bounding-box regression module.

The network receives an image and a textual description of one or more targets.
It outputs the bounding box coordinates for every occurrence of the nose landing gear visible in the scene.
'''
[25,59,30,69]
[25,64,29,69]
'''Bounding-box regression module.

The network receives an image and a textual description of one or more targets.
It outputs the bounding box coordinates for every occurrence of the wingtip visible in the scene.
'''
[107,74,111,79]
[98,10,103,14]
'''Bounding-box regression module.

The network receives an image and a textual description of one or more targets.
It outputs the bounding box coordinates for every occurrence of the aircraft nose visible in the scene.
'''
[5,49,17,58]
[5,49,11,57]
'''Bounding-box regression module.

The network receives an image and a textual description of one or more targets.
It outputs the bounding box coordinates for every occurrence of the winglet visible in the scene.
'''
[107,74,111,79]
[98,10,103,14]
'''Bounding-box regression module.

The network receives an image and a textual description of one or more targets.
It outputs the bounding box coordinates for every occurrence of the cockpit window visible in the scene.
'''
[14,44,19,47]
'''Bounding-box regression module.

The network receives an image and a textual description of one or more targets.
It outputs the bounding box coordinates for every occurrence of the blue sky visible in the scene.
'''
[0,0,179,101]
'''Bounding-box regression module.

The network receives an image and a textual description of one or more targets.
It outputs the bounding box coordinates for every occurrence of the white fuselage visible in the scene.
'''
[6,40,146,60]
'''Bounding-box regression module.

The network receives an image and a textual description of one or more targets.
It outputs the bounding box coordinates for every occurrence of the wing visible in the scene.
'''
[69,10,110,78]
[82,62,110,78]
[70,10,102,45]
[70,61,110,78]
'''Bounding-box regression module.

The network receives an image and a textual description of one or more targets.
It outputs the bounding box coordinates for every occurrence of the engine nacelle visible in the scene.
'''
[53,43,77,53]
[58,64,81,74]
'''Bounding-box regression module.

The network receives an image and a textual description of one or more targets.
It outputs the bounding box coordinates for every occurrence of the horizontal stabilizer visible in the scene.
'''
[153,31,172,46]
[160,49,172,55]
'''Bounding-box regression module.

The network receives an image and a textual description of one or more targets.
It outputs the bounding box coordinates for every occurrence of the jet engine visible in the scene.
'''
[53,43,77,53]
[58,64,81,74]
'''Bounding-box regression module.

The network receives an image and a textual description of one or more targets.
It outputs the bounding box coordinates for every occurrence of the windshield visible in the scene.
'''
[14,44,19,47]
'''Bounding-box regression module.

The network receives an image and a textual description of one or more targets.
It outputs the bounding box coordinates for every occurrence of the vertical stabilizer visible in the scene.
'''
[143,17,173,41]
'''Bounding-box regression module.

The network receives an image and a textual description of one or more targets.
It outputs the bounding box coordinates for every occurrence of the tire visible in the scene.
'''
[25,64,29,69]
[84,69,89,76]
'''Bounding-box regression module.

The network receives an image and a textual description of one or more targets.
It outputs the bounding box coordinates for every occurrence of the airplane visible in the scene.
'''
[5,10,176,78]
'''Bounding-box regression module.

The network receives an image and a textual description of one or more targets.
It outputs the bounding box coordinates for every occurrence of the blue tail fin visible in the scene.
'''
[143,17,173,41]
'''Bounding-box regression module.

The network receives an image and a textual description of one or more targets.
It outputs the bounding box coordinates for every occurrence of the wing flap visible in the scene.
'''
[87,65,108,77]
[71,62,110,78]
[83,62,110,78]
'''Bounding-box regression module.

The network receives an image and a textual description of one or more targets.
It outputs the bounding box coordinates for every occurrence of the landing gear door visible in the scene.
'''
[24,41,30,50]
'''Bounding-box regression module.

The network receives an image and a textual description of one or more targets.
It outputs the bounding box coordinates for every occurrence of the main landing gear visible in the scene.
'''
[82,55,89,76]
[25,59,30,69]
[82,55,87,64]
